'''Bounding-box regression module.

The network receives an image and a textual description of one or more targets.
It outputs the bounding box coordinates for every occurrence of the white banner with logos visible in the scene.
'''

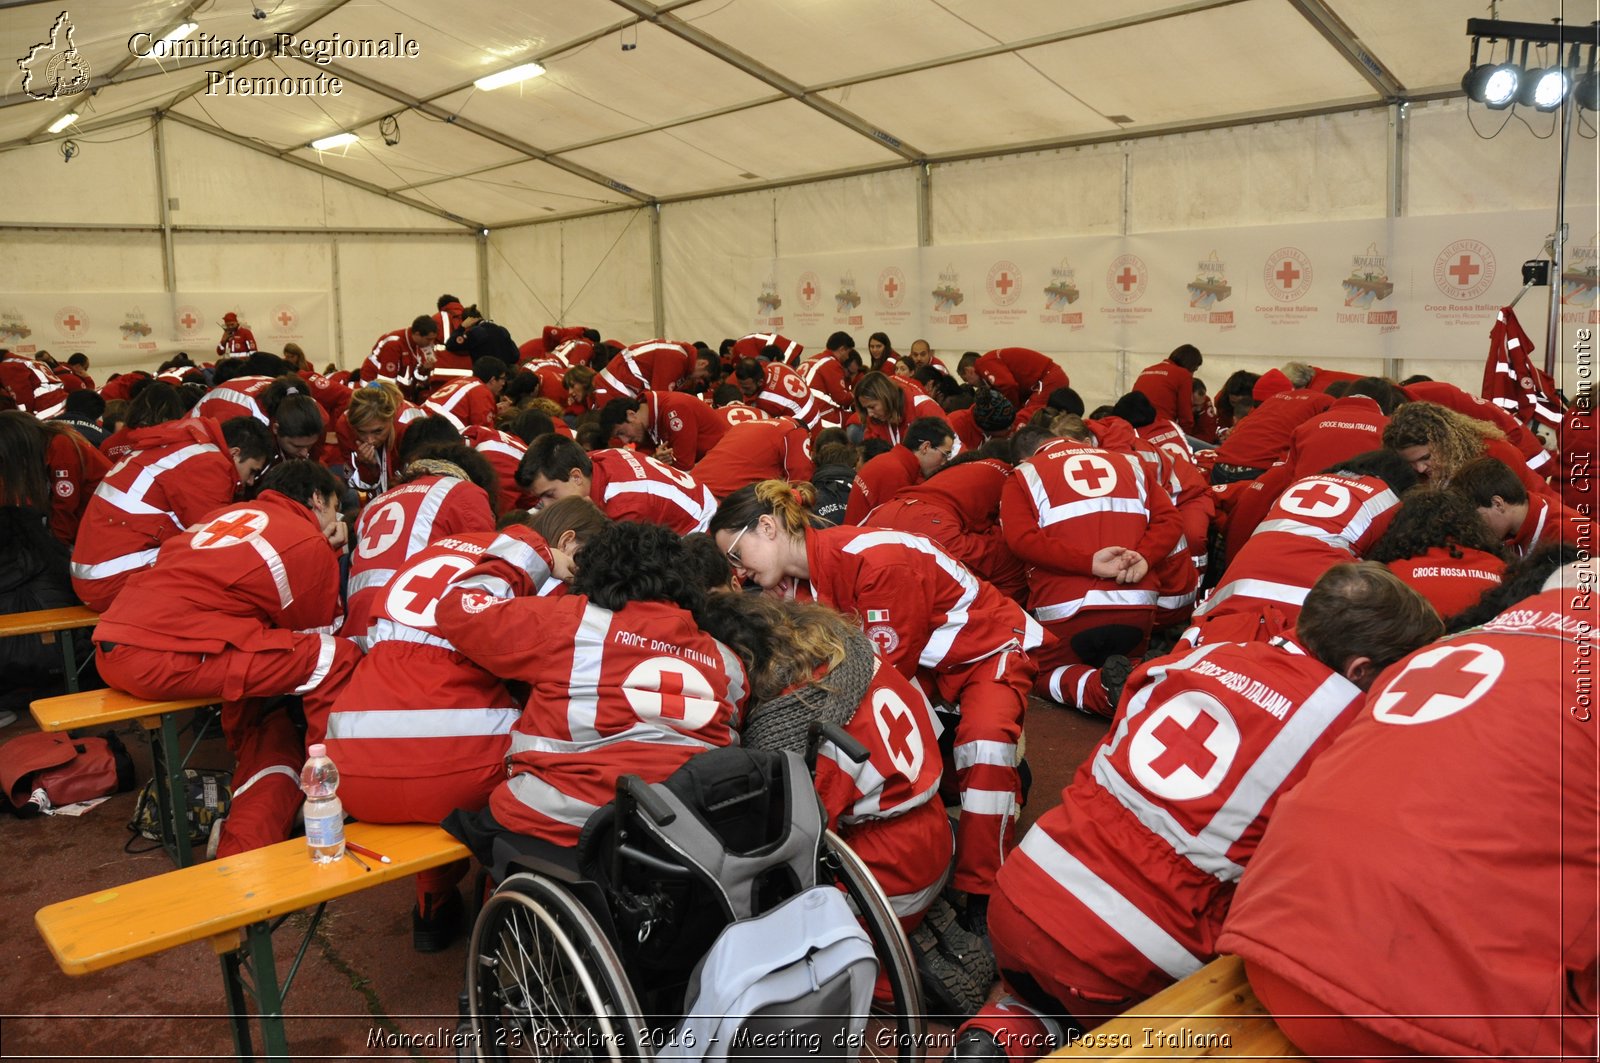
[742,210,1579,363]
[0,292,332,372]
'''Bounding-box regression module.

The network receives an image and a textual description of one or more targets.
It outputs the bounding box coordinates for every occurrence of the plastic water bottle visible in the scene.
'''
[300,743,345,863]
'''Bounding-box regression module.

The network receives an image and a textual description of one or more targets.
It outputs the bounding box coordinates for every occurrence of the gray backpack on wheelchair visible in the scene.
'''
[466,746,883,1062]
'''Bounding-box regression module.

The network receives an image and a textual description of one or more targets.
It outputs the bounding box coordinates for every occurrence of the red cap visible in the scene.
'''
[1252,368,1292,401]
[222,312,239,325]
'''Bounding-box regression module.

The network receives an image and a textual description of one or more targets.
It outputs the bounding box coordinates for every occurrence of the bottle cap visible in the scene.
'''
[308,743,327,757]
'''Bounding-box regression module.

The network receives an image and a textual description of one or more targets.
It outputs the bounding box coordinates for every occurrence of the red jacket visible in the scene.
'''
[861,377,949,448]
[586,448,715,534]
[361,328,430,390]
[344,474,496,638]
[799,351,853,409]
[435,527,747,844]
[422,377,498,431]
[297,369,353,427]
[974,348,1069,408]
[94,491,342,691]
[846,446,922,526]
[98,372,152,404]
[749,361,837,430]
[1219,589,1597,1060]
[1001,438,1181,623]
[1132,360,1195,431]
[1212,388,1334,469]
[327,408,413,495]
[800,524,1045,680]
[639,390,726,468]
[1283,394,1387,479]
[45,429,111,546]
[193,375,274,424]
[70,418,239,611]
[326,530,519,793]
[694,417,815,499]
[730,332,803,367]
[1508,492,1584,557]
[592,340,693,401]
[463,425,532,514]
[1000,636,1365,999]
[216,327,258,360]
[863,458,1024,599]
[0,354,66,418]
[1384,545,1504,619]
[712,401,769,431]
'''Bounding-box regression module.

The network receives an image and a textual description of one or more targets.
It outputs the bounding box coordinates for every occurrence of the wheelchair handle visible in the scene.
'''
[619,774,677,826]
[806,721,870,773]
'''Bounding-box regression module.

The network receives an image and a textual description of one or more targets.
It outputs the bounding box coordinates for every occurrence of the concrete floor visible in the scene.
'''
[0,698,1108,1062]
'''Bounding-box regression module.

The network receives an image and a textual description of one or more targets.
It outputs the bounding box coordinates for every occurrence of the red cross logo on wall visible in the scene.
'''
[883,276,898,299]
[278,310,295,327]
[802,282,816,300]
[1275,261,1302,288]
[1128,691,1239,801]
[1373,643,1502,725]
[1115,268,1138,291]
[1448,255,1480,287]
[191,509,267,550]
[995,273,1014,295]
[180,313,197,329]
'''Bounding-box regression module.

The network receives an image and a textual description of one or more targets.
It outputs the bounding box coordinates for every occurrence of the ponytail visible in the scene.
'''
[708,479,818,539]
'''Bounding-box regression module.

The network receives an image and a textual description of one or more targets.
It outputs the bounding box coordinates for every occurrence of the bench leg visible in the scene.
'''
[220,921,291,1062]
[60,630,79,694]
[150,714,194,867]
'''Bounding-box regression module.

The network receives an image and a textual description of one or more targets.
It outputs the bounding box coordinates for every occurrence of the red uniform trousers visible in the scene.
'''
[988,887,1135,1026]
[99,634,359,858]
[934,651,1034,896]
[340,767,500,909]
[1032,607,1153,717]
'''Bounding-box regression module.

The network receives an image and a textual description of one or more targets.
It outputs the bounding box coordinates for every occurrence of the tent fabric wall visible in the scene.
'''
[488,209,656,348]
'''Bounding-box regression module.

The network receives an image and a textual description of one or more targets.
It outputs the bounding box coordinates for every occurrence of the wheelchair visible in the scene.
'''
[462,732,925,1062]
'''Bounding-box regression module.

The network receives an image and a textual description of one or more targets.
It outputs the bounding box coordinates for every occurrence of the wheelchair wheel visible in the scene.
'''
[821,831,926,1063]
[468,872,653,1062]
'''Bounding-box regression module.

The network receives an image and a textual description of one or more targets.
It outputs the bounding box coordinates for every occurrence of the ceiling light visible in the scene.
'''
[1463,62,1519,108]
[156,22,198,47]
[310,132,359,151]
[1520,66,1569,111]
[474,62,546,91]
[1576,69,1600,111]
[46,112,78,134]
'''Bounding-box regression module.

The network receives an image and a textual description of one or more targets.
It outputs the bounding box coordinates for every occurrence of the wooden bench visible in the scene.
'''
[37,821,470,1062]
[1049,955,1304,1058]
[1,604,99,692]
[32,688,219,867]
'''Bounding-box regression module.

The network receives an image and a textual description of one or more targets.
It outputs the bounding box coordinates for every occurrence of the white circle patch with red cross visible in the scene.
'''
[357,501,406,559]
[622,656,721,732]
[1127,689,1240,801]
[191,509,268,550]
[871,684,925,779]
[1063,453,1119,498]
[1278,479,1351,519]
[782,371,809,400]
[54,478,75,499]
[385,554,475,629]
[1372,642,1503,726]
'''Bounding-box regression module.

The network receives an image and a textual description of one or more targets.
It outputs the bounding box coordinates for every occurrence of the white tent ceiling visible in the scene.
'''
[0,0,1580,230]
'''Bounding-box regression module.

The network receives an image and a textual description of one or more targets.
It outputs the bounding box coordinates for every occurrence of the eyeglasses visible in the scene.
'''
[725,525,750,567]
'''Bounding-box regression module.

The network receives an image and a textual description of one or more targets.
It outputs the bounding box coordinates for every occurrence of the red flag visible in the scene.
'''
[1483,306,1563,428]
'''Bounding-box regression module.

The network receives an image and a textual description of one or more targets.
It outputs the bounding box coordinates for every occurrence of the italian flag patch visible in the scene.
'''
[865,609,891,623]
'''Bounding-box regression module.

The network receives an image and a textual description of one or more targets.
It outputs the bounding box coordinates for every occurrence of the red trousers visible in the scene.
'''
[935,651,1034,896]
[988,887,1135,1027]
[99,634,360,858]
[341,765,502,908]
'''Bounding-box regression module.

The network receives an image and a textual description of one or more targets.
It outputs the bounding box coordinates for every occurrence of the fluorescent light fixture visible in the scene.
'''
[473,62,546,91]
[310,132,359,151]
[47,112,78,134]
[157,22,198,46]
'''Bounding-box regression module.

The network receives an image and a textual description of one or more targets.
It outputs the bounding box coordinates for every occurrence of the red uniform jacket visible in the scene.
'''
[865,458,1024,599]
[846,446,922,526]
[592,340,693,402]
[800,524,1045,679]
[327,409,411,495]
[1132,360,1195,431]
[639,390,726,468]
[361,328,430,390]
[0,355,66,418]
[1212,389,1334,470]
[800,351,854,409]
[586,448,716,534]
[1404,379,1551,475]
[730,332,803,367]
[1219,589,1598,1060]
[45,429,111,546]
[463,425,532,514]
[1384,545,1504,619]
[98,372,151,404]
[712,401,769,431]
[1508,492,1584,557]
[70,418,239,611]
[694,417,815,499]
[344,474,496,638]
[298,369,353,427]
[974,348,1068,420]
[1197,472,1399,630]
[327,530,519,787]
[750,361,837,429]
[94,491,342,695]
[1282,394,1387,479]
[216,327,258,359]
[422,377,497,431]
[1001,438,1181,623]
[193,375,274,424]
[435,527,747,844]
[1000,636,1365,999]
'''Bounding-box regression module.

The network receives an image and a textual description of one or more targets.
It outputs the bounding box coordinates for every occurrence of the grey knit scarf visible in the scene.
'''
[741,631,877,754]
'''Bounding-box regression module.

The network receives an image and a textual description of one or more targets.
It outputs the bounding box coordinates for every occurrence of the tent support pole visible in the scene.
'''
[917,164,932,247]
[331,238,345,364]
[154,116,177,297]
[1547,91,1576,380]
[477,230,492,320]
[650,204,666,338]
[1383,101,1406,382]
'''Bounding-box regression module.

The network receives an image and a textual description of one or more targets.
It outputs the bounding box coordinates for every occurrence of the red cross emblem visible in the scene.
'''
[995,272,1014,295]
[386,554,474,629]
[1115,267,1139,291]
[180,312,197,329]
[802,282,816,300]
[1063,453,1118,497]
[1278,479,1350,519]
[1448,255,1480,287]
[623,657,721,731]
[872,686,923,777]
[1128,691,1239,801]
[883,277,899,298]
[358,502,405,559]
[192,509,267,549]
[277,310,295,327]
[61,314,81,331]
[1373,643,1502,725]
[1275,261,1302,288]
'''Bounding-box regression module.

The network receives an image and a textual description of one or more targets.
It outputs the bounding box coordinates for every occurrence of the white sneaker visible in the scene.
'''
[206,817,226,861]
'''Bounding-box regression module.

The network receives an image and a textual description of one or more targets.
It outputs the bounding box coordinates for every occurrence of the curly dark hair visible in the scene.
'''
[1365,486,1505,564]
[570,520,705,613]
[1445,541,1581,631]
